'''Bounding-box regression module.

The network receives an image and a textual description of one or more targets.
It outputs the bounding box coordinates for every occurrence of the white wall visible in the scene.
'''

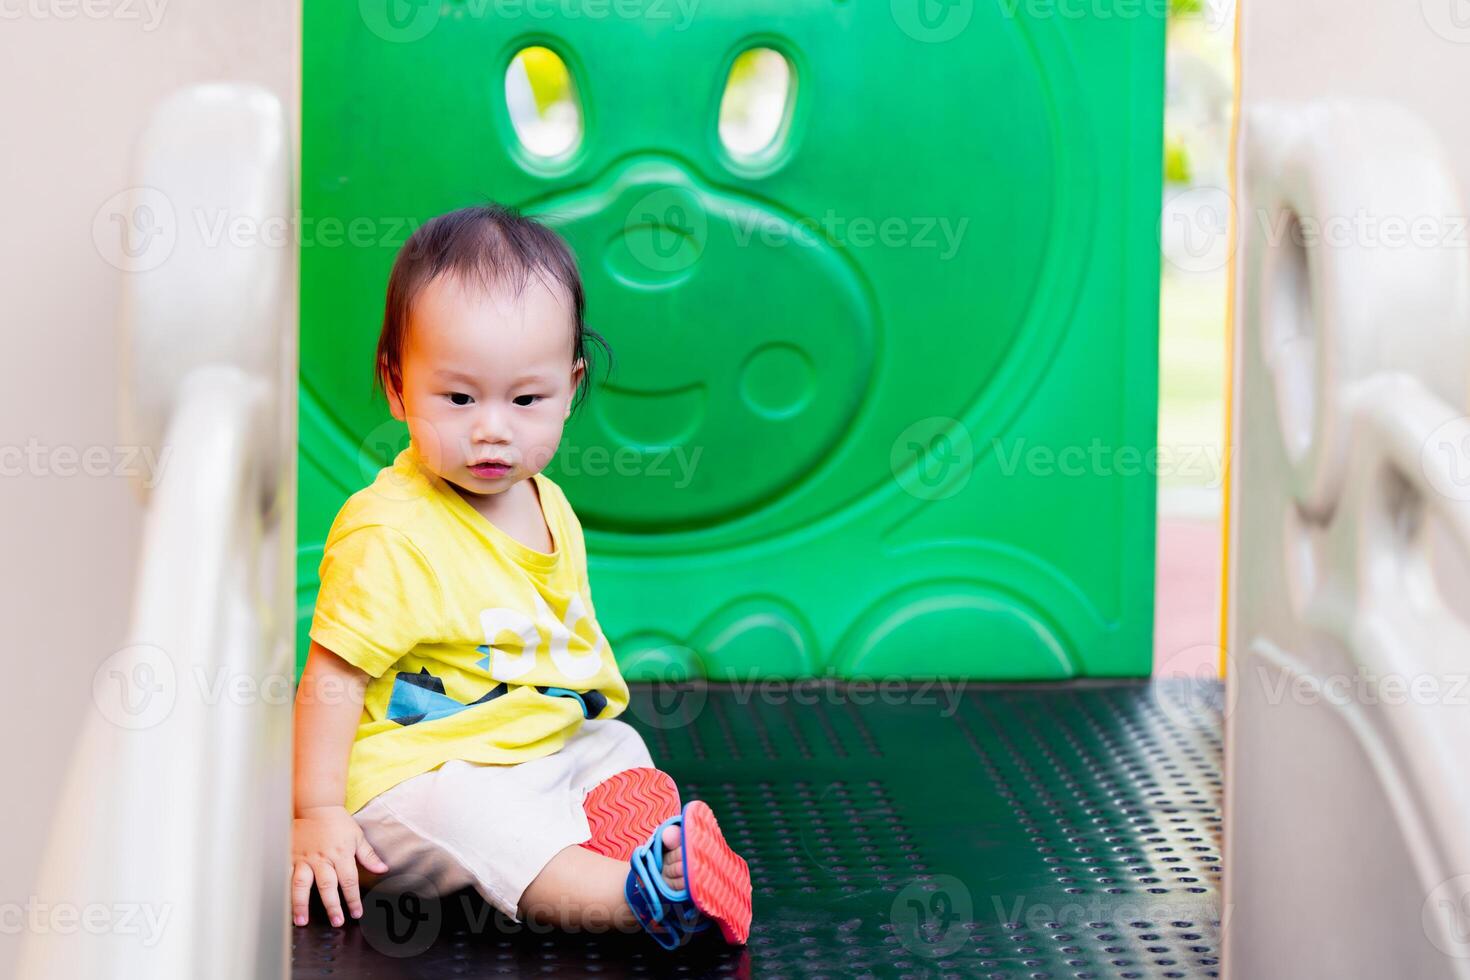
[1239,2,1470,205]
[0,5,297,976]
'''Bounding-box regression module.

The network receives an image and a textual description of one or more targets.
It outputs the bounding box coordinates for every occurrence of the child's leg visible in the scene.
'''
[518,824,684,931]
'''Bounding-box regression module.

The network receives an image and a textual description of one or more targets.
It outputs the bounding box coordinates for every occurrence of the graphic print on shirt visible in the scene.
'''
[384,667,608,726]
[385,667,507,726]
[381,585,613,729]
[477,589,606,682]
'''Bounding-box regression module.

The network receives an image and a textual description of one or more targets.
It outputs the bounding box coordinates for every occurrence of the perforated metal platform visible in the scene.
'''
[292,680,1224,978]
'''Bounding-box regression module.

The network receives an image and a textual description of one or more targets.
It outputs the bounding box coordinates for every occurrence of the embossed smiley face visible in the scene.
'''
[538,165,874,529]
[512,50,876,531]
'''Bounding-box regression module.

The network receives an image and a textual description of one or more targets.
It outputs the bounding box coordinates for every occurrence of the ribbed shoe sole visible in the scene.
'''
[581,767,681,862]
[682,800,752,945]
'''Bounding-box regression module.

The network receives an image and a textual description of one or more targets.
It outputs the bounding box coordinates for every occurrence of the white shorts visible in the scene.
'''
[353,719,655,922]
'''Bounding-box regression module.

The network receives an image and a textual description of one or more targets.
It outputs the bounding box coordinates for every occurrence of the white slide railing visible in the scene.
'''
[17,83,296,978]
[1224,100,1470,978]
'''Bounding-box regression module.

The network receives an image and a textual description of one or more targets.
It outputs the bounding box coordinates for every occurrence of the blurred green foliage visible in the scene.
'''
[1164,133,1193,183]
[519,46,572,113]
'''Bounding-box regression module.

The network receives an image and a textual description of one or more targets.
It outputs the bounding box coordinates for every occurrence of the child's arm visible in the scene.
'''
[290,639,390,927]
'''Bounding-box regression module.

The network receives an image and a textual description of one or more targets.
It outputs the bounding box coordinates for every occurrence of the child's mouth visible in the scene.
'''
[468,461,512,479]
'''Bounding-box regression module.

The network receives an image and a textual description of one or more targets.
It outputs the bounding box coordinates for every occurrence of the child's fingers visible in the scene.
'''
[337,861,365,922]
[290,862,315,926]
[313,860,346,927]
[357,837,389,874]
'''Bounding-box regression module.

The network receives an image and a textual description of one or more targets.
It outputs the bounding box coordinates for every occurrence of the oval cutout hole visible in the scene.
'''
[506,46,582,160]
[1263,211,1317,466]
[718,47,793,160]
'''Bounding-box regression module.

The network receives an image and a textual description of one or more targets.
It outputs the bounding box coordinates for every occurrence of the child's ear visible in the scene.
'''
[386,380,406,422]
[567,358,586,419]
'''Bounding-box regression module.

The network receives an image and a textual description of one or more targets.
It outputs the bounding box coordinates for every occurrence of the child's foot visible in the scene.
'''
[625,803,750,948]
[660,823,685,891]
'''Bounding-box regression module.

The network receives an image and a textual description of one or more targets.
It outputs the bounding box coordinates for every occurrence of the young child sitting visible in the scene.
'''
[289,203,751,950]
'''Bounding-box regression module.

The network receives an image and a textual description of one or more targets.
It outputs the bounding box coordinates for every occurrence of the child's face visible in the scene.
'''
[387,272,585,498]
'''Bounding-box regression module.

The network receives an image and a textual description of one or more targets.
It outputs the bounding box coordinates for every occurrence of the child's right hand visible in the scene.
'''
[291,805,390,927]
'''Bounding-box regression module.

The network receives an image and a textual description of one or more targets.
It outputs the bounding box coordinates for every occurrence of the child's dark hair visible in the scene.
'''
[374,203,611,413]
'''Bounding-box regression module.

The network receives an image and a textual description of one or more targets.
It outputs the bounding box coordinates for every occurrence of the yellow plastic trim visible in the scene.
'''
[1219,0,1244,677]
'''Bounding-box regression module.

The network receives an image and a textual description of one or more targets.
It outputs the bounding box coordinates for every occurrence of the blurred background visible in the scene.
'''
[1156,0,1235,673]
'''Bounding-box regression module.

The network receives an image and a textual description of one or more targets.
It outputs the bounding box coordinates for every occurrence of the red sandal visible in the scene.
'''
[624,800,752,948]
[580,767,681,861]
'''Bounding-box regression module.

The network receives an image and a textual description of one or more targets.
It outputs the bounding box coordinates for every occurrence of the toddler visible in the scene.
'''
[290,204,751,950]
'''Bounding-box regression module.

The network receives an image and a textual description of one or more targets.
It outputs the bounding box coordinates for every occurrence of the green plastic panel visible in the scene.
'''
[299,1,1165,680]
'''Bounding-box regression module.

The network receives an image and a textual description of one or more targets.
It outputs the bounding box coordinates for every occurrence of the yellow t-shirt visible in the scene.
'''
[309,445,630,814]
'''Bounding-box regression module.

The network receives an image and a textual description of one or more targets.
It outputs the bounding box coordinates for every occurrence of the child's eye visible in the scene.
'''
[446,392,473,406]
[513,395,542,407]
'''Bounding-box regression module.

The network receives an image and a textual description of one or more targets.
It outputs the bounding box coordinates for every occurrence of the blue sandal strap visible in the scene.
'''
[624,813,709,949]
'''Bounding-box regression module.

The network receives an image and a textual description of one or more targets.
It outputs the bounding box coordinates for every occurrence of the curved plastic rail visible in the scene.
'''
[17,83,295,978]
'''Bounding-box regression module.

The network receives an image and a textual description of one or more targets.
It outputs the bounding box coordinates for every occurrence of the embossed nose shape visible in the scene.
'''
[537,156,874,531]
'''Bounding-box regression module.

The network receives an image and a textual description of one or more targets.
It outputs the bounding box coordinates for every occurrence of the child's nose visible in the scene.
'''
[471,404,513,445]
